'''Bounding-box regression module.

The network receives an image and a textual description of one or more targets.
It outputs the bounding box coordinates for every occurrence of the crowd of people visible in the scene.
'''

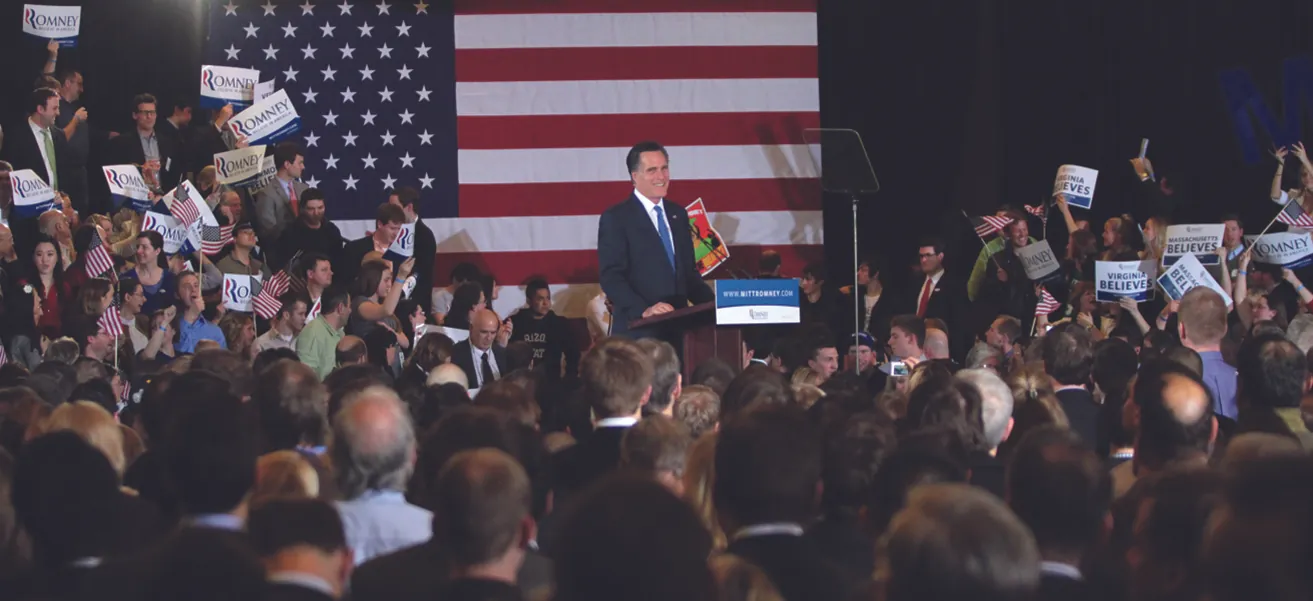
[1,38,1313,601]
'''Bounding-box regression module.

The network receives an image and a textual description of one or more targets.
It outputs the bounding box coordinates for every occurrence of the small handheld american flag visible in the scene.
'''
[1276,198,1313,228]
[84,228,116,279]
[202,223,234,256]
[164,181,202,228]
[253,269,292,320]
[99,305,124,339]
[1024,203,1048,217]
[1035,286,1062,317]
[971,214,1015,239]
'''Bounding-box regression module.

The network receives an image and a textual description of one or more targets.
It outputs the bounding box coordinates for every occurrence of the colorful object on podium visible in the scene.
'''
[714,279,800,326]
[687,198,730,276]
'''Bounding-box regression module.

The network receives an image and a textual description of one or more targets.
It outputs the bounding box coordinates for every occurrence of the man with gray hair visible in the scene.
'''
[965,341,1004,372]
[331,385,431,564]
[924,328,951,361]
[957,368,1014,497]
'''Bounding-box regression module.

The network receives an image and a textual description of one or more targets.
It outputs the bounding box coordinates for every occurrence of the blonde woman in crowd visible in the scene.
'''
[251,450,321,505]
[40,401,127,479]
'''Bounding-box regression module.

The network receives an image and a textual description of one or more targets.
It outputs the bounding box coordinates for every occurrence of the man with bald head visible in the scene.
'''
[335,335,368,368]
[1115,360,1217,497]
[427,362,470,390]
[331,385,430,564]
[453,309,509,390]
[924,328,951,361]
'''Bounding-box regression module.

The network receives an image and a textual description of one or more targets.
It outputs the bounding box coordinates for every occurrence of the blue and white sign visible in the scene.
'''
[226,89,300,145]
[1016,240,1061,282]
[9,169,56,219]
[1095,260,1156,303]
[200,65,260,109]
[1244,232,1313,269]
[1163,224,1225,266]
[1053,165,1099,209]
[1158,253,1232,307]
[213,145,268,186]
[384,222,416,263]
[222,274,263,313]
[142,211,190,255]
[102,164,152,213]
[23,5,80,47]
[715,279,801,326]
[241,157,277,191]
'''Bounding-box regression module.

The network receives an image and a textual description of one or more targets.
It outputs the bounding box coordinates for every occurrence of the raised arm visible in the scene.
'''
[1271,146,1289,201]
[1214,245,1234,301]
[1119,296,1152,335]
[1055,194,1080,234]
[1235,252,1255,329]
[1283,268,1313,310]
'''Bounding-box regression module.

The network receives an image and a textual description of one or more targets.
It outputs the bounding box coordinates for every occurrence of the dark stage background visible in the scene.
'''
[2,0,1311,293]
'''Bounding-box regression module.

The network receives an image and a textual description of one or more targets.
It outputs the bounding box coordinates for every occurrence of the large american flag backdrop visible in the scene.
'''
[205,0,822,316]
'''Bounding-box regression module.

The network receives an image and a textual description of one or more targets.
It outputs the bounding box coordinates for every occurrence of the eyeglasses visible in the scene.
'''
[918,253,938,258]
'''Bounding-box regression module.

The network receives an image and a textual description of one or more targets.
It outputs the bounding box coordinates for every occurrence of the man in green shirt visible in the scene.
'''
[967,208,1038,301]
[297,289,350,379]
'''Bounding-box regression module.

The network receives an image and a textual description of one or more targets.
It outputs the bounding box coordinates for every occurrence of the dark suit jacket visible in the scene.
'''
[254,178,311,248]
[968,451,1007,498]
[441,578,523,601]
[451,340,509,389]
[337,235,374,294]
[1038,572,1095,601]
[1056,387,1099,449]
[83,526,262,601]
[552,425,628,498]
[350,542,550,601]
[805,513,873,594]
[410,220,438,314]
[3,120,72,257]
[726,534,851,601]
[598,194,713,338]
[110,127,182,190]
[264,581,334,601]
[909,272,970,359]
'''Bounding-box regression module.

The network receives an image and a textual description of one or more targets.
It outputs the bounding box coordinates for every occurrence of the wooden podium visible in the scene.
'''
[629,302,742,379]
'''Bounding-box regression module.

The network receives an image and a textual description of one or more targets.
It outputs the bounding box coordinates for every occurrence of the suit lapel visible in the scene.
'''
[628,194,675,275]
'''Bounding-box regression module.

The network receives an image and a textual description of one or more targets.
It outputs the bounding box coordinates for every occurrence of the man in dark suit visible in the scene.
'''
[338,203,406,290]
[255,142,310,254]
[247,499,352,601]
[388,186,438,314]
[716,404,851,601]
[452,309,510,390]
[4,88,71,256]
[276,188,344,272]
[110,93,182,191]
[1043,325,1099,448]
[910,237,970,359]
[1008,426,1111,601]
[598,141,713,339]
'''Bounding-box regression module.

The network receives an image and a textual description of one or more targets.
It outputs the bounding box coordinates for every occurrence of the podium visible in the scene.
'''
[629,302,742,379]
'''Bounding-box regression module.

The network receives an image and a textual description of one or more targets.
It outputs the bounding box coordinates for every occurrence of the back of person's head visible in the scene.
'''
[28,362,76,405]
[1204,455,1313,601]
[71,357,109,385]
[426,362,469,389]
[956,369,1013,452]
[868,446,967,537]
[1237,332,1306,410]
[689,357,736,397]
[1092,338,1139,401]
[335,336,368,367]
[1042,327,1094,386]
[1159,345,1203,377]
[41,401,125,477]
[1006,426,1111,556]
[68,379,116,416]
[444,282,485,330]
[163,375,259,516]
[822,411,895,516]
[621,415,692,494]
[1178,287,1227,347]
[252,450,320,503]
[409,406,548,518]
[635,339,681,414]
[253,359,328,452]
[149,521,266,601]
[430,449,533,567]
[579,338,654,419]
[880,483,1039,601]
[554,473,715,601]
[41,338,80,365]
[191,348,254,398]
[12,431,120,566]
[1128,468,1224,601]
[903,376,988,454]
[714,404,821,528]
[966,342,1005,371]
[473,379,540,427]
[247,497,346,559]
[720,364,792,418]
[674,385,720,440]
[414,382,472,433]
[409,332,455,374]
[324,364,393,418]
[330,386,415,500]
[1133,360,1215,470]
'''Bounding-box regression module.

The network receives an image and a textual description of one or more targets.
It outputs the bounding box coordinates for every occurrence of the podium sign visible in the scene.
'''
[715,279,801,326]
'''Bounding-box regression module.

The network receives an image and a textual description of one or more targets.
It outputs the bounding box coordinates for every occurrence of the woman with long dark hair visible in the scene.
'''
[347,257,415,339]
[24,235,71,341]
[437,281,486,343]
[120,231,176,314]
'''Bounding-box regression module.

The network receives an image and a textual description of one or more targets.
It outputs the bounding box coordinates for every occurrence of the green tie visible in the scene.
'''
[41,129,58,190]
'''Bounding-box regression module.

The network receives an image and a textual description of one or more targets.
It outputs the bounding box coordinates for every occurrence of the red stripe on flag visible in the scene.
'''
[434,244,824,286]
[454,0,817,14]
[456,112,821,150]
[457,178,822,218]
[456,47,817,82]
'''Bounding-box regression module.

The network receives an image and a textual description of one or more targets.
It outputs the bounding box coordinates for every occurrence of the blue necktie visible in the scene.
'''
[654,205,676,272]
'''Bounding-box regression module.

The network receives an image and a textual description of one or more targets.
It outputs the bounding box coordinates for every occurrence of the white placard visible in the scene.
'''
[1016,240,1061,282]
[385,223,416,260]
[213,145,268,185]
[1244,233,1313,269]
[23,5,80,46]
[199,65,260,109]
[1163,224,1225,266]
[1095,260,1157,303]
[226,89,301,145]
[102,165,152,213]
[222,274,263,312]
[10,169,57,219]
[254,80,276,102]
[1157,253,1232,307]
[141,211,189,255]
[1053,165,1099,209]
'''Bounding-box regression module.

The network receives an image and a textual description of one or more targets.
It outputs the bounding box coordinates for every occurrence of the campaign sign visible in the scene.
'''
[1157,253,1233,307]
[226,89,300,145]
[222,274,263,313]
[200,65,260,109]
[255,80,275,102]
[1052,165,1099,209]
[9,169,57,219]
[213,145,268,185]
[1016,240,1061,282]
[1095,260,1156,303]
[1163,224,1225,266]
[103,165,153,213]
[715,279,800,326]
[141,212,190,255]
[23,5,80,47]
[384,223,416,265]
[1244,232,1313,269]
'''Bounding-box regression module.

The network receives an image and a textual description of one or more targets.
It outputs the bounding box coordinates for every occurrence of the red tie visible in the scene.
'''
[916,277,933,318]
[288,184,299,217]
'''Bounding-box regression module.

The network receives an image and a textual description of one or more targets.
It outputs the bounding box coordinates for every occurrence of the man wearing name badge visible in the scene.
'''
[110,93,181,191]
[597,141,713,340]
[4,88,71,257]
[254,142,308,255]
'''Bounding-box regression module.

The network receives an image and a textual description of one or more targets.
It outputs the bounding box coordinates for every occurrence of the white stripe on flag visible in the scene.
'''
[455,78,819,116]
[453,12,818,49]
[457,145,820,184]
[333,210,823,253]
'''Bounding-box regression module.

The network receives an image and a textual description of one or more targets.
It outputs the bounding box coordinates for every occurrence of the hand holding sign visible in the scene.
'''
[398,257,416,280]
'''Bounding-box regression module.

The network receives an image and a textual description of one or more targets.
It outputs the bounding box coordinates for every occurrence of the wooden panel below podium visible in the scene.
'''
[682,324,743,380]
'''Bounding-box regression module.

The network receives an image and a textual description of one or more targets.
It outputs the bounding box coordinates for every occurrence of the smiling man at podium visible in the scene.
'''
[598,141,714,340]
